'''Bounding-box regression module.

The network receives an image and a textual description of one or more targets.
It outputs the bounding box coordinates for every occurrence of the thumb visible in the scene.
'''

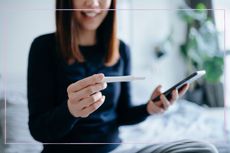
[151,85,162,99]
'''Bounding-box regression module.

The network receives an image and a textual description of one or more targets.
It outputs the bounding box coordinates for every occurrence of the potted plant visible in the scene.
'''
[178,3,225,107]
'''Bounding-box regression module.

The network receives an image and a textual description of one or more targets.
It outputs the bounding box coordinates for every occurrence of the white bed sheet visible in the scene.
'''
[115,100,230,152]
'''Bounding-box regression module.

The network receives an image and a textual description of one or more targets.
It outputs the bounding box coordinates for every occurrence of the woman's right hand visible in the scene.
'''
[67,73,107,118]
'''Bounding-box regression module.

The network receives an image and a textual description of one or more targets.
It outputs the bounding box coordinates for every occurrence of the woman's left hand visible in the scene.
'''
[147,84,189,115]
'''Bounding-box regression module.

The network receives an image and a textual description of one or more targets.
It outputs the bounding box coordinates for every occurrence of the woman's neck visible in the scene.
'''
[78,30,97,46]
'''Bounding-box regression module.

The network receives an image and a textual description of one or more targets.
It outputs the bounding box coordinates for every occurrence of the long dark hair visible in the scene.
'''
[56,0,119,66]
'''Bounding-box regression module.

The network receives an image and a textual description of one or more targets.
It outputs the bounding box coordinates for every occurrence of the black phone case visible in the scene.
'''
[152,72,198,102]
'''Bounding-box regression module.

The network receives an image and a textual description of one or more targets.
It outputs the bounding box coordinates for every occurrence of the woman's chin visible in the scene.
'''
[81,24,100,31]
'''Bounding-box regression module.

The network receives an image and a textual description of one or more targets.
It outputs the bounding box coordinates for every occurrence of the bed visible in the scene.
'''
[0,78,229,153]
[118,101,230,153]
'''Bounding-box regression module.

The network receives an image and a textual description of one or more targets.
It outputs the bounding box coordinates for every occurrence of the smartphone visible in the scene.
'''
[152,70,206,102]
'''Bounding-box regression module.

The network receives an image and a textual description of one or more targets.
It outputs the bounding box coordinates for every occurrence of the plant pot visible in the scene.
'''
[185,84,204,105]
[204,81,224,107]
[185,81,224,107]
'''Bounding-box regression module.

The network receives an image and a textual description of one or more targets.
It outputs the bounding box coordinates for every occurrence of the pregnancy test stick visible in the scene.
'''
[103,76,145,83]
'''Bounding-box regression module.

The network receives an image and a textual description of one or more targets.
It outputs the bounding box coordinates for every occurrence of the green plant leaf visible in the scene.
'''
[203,56,224,83]
[196,3,206,10]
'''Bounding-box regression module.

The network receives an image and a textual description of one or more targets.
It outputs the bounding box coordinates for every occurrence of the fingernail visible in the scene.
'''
[98,73,104,80]
[160,95,163,100]
[173,90,177,95]
[160,94,164,99]
[160,94,165,100]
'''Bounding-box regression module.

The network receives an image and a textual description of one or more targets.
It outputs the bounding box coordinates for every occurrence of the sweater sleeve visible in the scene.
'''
[27,35,79,142]
[116,41,149,126]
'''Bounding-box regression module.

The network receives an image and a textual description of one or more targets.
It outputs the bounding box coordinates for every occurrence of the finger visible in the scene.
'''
[78,92,102,109]
[160,94,170,110]
[71,82,107,101]
[152,85,162,99]
[155,85,162,94]
[67,73,104,93]
[178,83,189,96]
[155,101,163,107]
[82,96,105,117]
[156,85,162,91]
[170,89,179,105]
[148,100,164,114]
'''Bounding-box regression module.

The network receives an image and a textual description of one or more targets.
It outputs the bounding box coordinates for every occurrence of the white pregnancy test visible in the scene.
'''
[103,75,145,83]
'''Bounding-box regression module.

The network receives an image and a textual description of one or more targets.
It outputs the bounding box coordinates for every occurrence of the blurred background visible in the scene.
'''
[118,0,229,108]
[0,0,230,153]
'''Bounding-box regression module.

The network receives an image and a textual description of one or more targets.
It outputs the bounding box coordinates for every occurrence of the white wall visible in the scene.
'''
[117,0,187,103]
[0,0,55,92]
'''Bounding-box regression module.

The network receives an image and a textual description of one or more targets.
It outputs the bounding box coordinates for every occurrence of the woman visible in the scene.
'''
[27,0,218,153]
